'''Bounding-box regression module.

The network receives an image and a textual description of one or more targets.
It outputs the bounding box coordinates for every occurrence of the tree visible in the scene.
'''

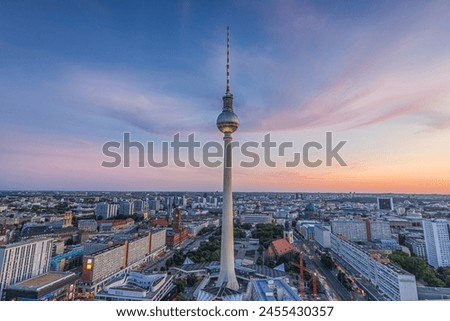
[257,245,264,254]
[252,224,284,248]
[175,293,186,301]
[187,275,198,287]
[398,234,406,246]
[320,254,334,269]
[132,213,144,222]
[174,280,185,293]
[276,256,289,265]
[337,271,350,289]
[234,227,246,239]
[304,270,312,282]
[165,258,174,268]
[308,277,322,293]
[241,223,253,230]
[172,251,184,266]
[187,235,222,263]
[389,251,446,287]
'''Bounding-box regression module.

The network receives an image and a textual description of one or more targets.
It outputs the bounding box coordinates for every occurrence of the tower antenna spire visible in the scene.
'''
[226,26,231,95]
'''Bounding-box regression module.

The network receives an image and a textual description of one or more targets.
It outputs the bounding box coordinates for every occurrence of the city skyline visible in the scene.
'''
[1,1,450,193]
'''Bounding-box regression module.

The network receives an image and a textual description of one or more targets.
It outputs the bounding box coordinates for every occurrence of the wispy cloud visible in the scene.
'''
[66,69,217,135]
[232,0,450,133]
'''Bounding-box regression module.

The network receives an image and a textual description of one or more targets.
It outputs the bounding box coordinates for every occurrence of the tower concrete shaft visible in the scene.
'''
[217,133,239,290]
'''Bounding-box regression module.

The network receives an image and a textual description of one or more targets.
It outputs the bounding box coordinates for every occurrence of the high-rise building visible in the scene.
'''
[422,219,450,268]
[368,220,392,241]
[167,196,174,209]
[126,235,151,266]
[315,225,331,248]
[62,211,73,228]
[149,200,157,211]
[134,199,144,212]
[149,229,166,255]
[410,238,427,259]
[95,202,119,220]
[119,200,134,216]
[377,197,394,211]
[0,238,53,299]
[81,231,167,289]
[331,219,367,242]
[216,27,240,291]
[331,219,392,242]
[81,244,126,285]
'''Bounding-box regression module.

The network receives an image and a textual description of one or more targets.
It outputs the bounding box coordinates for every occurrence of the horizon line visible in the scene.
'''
[0,189,449,197]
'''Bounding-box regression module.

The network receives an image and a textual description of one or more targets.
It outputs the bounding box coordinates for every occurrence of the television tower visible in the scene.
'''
[216,26,239,291]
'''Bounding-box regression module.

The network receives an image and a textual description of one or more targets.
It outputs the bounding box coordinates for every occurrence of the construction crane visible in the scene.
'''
[299,251,305,298]
[312,272,318,300]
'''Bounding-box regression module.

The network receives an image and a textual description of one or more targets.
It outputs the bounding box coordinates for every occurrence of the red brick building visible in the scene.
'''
[166,209,188,247]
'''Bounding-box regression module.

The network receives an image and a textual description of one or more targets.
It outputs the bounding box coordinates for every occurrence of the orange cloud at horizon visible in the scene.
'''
[233,166,450,194]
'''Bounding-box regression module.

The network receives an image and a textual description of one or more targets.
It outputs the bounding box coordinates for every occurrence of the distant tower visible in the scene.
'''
[216,27,240,291]
[172,208,183,232]
[63,211,73,228]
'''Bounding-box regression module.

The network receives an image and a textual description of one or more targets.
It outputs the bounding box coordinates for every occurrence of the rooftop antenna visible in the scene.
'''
[226,26,231,95]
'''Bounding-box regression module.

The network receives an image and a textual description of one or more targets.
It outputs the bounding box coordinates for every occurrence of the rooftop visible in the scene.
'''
[252,279,301,301]
[7,272,78,291]
[0,237,52,249]
[270,238,296,256]
[20,273,63,287]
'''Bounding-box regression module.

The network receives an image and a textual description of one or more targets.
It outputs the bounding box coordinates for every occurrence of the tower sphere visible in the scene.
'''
[217,110,240,134]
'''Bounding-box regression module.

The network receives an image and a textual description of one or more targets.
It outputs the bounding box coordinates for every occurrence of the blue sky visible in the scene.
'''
[1,0,450,192]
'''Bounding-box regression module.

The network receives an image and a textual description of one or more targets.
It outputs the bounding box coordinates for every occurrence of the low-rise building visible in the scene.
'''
[331,234,418,301]
[4,272,78,301]
[78,219,98,232]
[94,272,173,301]
[240,213,272,225]
[249,278,301,301]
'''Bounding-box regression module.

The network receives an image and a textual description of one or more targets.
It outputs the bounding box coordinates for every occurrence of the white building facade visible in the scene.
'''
[331,234,417,301]
[0,238,53,299]
[422,219,450,268]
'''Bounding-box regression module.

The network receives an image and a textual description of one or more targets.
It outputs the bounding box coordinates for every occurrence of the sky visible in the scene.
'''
[1,0,450,194]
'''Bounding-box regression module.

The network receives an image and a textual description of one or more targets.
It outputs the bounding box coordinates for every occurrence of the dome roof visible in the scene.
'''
[305,203,316,211]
